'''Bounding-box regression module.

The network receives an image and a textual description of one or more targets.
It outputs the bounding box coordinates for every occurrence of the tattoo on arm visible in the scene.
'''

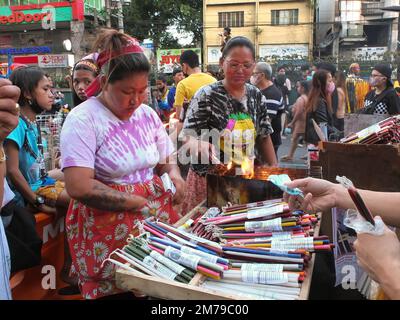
[79,180,141,212]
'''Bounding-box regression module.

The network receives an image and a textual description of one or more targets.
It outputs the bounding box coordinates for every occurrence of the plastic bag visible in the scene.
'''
[268,174,304,197]
[343,209,384,236]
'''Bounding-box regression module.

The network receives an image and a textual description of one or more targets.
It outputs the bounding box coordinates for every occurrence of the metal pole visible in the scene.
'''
[117,0,124,33]
[105,0,111,28]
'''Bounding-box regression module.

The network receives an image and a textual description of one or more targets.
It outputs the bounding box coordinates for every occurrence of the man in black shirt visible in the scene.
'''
[251,62,284,155]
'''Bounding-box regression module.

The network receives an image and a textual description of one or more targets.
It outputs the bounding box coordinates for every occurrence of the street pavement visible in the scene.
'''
[277,133,308,169]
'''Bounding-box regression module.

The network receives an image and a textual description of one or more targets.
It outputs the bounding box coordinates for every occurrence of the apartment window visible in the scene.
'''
[271,9,299,25]
[218,11,244,28]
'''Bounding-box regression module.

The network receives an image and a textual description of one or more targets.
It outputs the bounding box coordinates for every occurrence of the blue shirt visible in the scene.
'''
[167,86,177,110]
[6,118,42,205]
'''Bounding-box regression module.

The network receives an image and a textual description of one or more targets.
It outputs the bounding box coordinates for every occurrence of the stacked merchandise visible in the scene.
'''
[340,115,400,144]
[106,199,334,300]
[346,77,370,113]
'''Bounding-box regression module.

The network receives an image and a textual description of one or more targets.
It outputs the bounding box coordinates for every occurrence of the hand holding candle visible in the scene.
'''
[353,216,400,300]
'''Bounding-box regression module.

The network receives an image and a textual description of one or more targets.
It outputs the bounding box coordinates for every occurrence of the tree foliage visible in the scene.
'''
[123,0,202,50]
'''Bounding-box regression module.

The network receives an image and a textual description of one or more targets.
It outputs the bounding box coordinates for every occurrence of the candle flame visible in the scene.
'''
[241,157,255,179]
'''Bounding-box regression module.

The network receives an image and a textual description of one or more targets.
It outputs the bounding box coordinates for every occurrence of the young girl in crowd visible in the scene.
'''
[305,70,334,145]
[60,30,185,299]
[4,66,74,287]
[71,54,100,108]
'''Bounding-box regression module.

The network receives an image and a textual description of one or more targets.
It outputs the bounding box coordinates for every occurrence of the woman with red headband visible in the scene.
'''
[60,30,185,299]
[71,53,100,108]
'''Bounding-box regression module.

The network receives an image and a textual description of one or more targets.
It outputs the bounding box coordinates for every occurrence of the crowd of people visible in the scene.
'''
[1,29,400,300]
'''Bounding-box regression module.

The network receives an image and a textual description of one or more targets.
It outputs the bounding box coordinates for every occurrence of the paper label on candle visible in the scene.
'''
[167,232,196,247]
[271,232,292,240]
[247,205,284,219]
[269,249,290,255]
[164,247,201,270]
[241,263,284,273]
[245,218,283,232]
[181,246,219,264]
[357,124,381,139]
[242,270,288,284]
[150,250,186,274]
[271,237,314,250]
[178,229,220,248]
[142,256,177,280]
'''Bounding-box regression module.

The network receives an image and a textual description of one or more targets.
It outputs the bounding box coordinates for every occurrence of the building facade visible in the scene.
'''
[316,0,399,61]
[203,0,314,67]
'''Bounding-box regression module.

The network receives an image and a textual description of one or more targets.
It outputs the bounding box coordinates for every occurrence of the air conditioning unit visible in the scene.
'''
[347,25,364,37]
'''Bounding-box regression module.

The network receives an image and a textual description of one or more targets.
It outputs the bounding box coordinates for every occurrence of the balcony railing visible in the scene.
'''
[361,2,384,16]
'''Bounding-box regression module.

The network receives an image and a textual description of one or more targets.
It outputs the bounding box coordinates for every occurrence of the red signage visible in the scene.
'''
[160,55,181,65]
[0,11,52,25]
[8,0,84,21]
[13,56,39,65]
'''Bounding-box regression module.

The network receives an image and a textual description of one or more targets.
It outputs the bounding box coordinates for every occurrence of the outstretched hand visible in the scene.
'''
[283,177,340,213]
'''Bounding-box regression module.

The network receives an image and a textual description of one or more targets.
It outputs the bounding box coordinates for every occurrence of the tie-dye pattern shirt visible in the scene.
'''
[60,97,174,185]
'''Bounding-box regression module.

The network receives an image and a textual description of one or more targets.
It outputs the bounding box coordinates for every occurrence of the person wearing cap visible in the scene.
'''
[360,64,400,115]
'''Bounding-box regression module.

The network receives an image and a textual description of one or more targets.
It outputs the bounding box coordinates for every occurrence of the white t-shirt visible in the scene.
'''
[60,97,175,185]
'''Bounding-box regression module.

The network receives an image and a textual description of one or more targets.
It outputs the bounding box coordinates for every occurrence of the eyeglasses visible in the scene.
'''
[225,60,254,71]
[370,73,384,78]
[252,72,262,76]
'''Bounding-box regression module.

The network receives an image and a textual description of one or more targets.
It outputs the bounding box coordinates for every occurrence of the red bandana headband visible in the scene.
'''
[85,38,144,98]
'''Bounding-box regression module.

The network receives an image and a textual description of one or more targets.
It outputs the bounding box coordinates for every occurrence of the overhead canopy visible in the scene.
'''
[381,6,400,12]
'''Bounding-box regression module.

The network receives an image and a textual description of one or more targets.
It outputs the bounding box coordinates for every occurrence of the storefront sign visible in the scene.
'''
[0,11,51,25]
[13,56,39,65]
[207,46,222,64]
[0,46,51,55]
[157,48,201,73]
[349,47,387,61]
[0,1,80,25]
[259,44,309,61]
[38,54,69,68]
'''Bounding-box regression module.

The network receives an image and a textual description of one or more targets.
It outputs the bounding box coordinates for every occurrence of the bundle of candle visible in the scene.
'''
[341,115,400,144]
[205,200,321,239]
[107,200,334,300]
[190,207,222,241]
[201,262,306,300]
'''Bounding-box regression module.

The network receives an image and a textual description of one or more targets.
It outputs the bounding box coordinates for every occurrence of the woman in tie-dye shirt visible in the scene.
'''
[60,30,185,299]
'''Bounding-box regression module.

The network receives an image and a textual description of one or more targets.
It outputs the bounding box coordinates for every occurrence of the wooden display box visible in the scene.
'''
[319,142,400,192]
[115,202,320,300]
